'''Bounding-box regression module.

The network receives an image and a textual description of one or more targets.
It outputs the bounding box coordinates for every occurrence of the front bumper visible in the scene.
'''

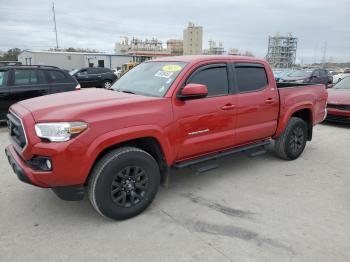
[5,145,49,187]
[5,145,85,201]
[5,146,33,185]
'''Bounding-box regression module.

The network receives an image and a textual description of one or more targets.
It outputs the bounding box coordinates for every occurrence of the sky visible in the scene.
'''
[0,0,349,63]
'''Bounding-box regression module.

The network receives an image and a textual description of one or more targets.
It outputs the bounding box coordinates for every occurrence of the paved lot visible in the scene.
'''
[0,122,349,262]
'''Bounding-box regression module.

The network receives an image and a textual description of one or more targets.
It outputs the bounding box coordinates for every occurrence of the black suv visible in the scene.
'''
[70,67,117,89]
[0,65,80,120]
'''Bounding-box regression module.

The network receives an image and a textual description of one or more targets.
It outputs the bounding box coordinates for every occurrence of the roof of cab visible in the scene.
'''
[150,55,266,64]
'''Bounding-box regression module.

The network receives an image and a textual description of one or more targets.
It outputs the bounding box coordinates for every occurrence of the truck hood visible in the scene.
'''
[18,89,162,122]
[327,89,350,105]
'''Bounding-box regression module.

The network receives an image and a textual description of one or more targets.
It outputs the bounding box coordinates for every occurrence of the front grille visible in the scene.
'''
[327,104,350,111]
[7,112,27,149]
[326,114,350,123]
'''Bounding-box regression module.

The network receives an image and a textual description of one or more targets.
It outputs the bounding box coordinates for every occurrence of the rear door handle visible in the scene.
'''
[221,104,236,110]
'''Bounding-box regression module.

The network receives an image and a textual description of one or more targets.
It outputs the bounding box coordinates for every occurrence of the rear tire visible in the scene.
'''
[274,117,308,160]
[88,147,160,220]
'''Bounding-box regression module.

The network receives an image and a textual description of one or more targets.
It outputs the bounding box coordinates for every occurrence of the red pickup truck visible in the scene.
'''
[5,56,327,220]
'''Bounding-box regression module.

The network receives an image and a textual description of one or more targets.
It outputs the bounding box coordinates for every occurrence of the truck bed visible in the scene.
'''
[276,83,328,134]
[277,82,324,89]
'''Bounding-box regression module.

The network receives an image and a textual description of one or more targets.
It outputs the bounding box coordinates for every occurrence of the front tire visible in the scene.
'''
[88,147,160,220]
[274,117,308,160]
[102,80,112,89]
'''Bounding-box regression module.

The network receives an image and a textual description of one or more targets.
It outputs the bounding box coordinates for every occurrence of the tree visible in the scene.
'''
[0,48,22,61]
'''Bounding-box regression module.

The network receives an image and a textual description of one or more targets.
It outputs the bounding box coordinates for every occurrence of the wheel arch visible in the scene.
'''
[291,108,313,140]
[274,104,314,141]
[83,127,173,185]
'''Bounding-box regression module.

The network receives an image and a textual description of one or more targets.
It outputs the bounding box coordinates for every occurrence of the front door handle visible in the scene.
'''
[265,98,275,104]
[221,104,236,110]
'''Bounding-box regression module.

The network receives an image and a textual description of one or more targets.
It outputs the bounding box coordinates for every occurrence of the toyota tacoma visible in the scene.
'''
[5,56,328,220]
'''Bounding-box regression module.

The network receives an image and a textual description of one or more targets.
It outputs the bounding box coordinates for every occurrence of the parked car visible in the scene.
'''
[112,67,122,79]
[272,69,294,82]
[280,69,333,87]
[333,68,350,84]
[5,56,327,220]
[0,65,80,120]
[326,76,350,123]
[70,67,117,89]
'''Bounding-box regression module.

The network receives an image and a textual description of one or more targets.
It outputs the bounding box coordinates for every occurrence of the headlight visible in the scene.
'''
[35,122,88,142]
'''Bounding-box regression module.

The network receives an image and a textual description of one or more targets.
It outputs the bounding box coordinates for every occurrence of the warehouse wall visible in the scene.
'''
[18,51,133,70]
[18,51,85,70]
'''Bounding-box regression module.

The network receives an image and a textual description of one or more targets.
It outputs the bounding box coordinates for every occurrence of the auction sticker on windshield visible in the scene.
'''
[155,71,173,78]
[162,65,182,72]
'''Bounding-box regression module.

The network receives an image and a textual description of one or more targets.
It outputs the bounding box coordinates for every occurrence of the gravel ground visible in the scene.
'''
[0,122,349,262]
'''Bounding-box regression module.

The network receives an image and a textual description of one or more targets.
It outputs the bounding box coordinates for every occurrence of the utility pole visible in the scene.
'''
[52,2,59,49]
[321,41,327,69]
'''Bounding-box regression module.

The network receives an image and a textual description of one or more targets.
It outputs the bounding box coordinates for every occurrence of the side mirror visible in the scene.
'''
[178,83,208,100]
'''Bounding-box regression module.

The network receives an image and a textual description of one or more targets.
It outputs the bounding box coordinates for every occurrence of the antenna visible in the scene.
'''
[52,2,59,49]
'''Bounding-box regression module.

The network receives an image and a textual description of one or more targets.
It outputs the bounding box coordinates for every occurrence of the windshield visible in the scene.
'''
[69,69,79,76]
[111,62,187,97]
[287,70,312,78]
[334,76,350,89]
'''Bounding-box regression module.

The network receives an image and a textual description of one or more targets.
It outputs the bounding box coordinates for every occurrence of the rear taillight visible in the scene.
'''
[75,84,81,90]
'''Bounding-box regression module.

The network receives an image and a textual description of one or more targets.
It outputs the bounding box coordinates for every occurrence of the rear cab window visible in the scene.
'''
[234,63,268,93]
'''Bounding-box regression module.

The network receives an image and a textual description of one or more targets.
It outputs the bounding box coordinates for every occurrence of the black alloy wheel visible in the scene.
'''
[111,166,149,208]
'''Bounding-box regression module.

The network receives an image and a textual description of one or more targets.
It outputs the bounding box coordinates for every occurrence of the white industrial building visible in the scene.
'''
[18,50,133,70]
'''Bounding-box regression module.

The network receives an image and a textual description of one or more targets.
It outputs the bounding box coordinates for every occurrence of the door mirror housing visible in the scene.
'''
[177,83,208,100]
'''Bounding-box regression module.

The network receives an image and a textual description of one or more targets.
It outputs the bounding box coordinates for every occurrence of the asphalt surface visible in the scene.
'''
[0,122,349,262]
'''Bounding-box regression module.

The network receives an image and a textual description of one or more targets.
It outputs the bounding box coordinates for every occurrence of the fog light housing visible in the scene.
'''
[27,156,53,171]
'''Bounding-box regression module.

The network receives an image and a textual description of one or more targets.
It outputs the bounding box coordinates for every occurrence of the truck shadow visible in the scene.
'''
[167,145,279,191]
[321,121,350,129]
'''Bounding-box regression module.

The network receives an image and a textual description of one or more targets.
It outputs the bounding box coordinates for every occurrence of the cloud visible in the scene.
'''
[0,0,349,62]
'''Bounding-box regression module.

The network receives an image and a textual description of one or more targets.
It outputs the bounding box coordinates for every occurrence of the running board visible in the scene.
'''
[173,140,271,169]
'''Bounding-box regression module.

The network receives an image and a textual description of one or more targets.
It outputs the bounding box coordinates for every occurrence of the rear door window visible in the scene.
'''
[102,68,112,73]
[14,69,38,85]
[187,65,229,97]
[312,70,320,77]
[235,65,268,93]
[0,71,8,87]
[88,68,101,74]
[37,70,47,84]
[47,70,68,83]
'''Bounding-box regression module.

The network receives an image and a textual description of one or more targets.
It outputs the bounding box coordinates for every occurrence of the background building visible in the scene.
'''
[18,50,133,70]
[166,39,183,56]
[266,33,298,68]
[183,22,203,55]
[114,37,173,62]
[203,40,225,55]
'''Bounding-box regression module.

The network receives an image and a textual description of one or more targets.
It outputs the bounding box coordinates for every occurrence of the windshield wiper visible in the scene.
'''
[118,90,136,94]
